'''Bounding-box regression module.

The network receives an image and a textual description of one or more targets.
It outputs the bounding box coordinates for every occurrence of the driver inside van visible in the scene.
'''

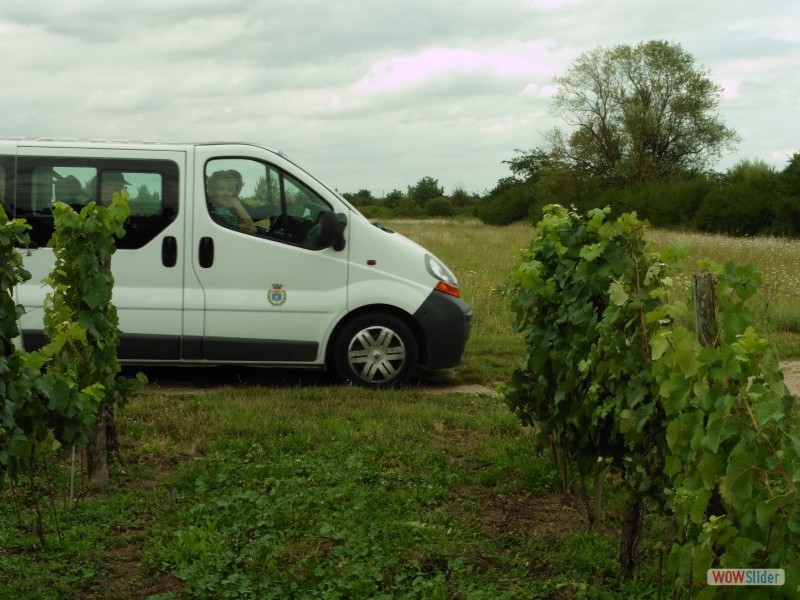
[206,170,257,233]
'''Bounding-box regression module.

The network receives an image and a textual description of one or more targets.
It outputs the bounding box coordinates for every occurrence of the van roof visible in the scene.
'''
[0,137,282,154]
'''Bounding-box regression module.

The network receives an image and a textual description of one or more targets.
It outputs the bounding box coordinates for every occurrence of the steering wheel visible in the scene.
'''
[256,215,281,236]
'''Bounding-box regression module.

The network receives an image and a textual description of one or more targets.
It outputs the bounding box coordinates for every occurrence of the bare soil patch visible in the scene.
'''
[479,491,586,542]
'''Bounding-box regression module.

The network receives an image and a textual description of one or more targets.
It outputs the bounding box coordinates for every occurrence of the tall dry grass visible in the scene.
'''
[647,229,800,350]
[382,219,533,338]
[383,219,800,362]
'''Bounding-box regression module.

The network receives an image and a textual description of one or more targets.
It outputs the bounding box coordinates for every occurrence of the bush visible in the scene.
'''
[425,197,453,217]
[597,176,711,228]
[782,153,800,197]
[694,184,793,236]
[394,197,426,218]
[357,205,394,220]
[476,183,532,225]
[407,176,444,205]
[450,187,472,208]
[382,190,404,209]
[694,160,792,235]
[532,167,602,219]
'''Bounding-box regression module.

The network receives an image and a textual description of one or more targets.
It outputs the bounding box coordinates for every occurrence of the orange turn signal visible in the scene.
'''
[435,280,461,298]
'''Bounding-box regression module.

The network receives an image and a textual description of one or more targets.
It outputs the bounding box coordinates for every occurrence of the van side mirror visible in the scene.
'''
[317,211,337,248]
[316,211,347,251]
[333,212,347,251]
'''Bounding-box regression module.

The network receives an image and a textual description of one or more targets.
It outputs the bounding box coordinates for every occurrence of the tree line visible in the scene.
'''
[344,40,800,237]
[476,151,800,235]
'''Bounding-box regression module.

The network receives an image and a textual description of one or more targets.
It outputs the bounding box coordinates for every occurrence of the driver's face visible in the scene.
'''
[213,182,236,201]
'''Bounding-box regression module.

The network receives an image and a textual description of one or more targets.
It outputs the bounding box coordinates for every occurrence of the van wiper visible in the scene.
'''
[371,221,395,233]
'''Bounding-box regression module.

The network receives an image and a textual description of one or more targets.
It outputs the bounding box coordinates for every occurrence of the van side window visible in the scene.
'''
[50,166,96,207]
[205,158,333,250]
[0,157,12,217]
[16,157,179,249]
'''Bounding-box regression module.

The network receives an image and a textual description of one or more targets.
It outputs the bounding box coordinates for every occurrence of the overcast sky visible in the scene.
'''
[1,0,798,196]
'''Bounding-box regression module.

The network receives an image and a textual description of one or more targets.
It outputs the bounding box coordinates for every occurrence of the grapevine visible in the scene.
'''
[505,205,800,595]
[0,205,35,489]
[1,192,145,496]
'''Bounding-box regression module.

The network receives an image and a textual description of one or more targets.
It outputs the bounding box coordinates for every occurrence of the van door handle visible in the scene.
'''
[162,236,177,267]
[199,236,214,268]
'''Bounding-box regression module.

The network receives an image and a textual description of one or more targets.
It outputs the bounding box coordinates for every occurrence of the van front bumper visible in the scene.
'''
[412,290,473,369]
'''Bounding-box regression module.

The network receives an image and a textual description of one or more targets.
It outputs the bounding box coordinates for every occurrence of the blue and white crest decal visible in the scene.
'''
[268,283,286,306]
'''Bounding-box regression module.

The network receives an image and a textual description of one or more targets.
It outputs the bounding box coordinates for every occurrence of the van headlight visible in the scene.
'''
[425,254,461,298]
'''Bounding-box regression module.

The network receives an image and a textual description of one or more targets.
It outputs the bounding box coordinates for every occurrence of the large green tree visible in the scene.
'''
[547,40,738,183]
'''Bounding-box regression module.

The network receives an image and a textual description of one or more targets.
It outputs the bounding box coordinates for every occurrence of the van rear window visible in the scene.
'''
[15,157,179,249]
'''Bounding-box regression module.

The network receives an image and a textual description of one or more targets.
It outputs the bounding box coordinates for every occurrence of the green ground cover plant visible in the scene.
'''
[2,217,800,598]
[4,384,646,599]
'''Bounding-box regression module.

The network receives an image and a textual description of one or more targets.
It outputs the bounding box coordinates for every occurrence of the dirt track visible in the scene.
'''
[135,361,800,397]
[443,361,800,398]
[780,360,800,397]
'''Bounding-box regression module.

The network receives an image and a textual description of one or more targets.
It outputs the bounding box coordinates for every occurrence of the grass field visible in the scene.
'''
[2,218,800,598]
[389,218,800,377]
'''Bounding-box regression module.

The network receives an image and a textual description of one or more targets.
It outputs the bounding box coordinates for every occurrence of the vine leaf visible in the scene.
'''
[720,455,754,505]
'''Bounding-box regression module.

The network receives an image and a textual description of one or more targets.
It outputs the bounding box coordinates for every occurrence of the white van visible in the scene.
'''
[1,139,472,387]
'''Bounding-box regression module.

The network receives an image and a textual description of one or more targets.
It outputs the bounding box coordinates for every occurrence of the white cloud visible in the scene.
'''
[327,40,569,119]
[351,43,554,94]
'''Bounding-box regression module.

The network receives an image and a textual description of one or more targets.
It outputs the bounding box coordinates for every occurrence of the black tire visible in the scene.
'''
[332,313,418,387]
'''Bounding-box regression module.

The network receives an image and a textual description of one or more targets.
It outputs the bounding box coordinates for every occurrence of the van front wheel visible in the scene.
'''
[332,313,418,387]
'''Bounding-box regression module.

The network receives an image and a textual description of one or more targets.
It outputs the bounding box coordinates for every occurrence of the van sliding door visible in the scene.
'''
[15,146,187,361]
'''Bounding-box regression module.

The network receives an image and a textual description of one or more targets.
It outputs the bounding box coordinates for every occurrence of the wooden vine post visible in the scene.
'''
[688,271,715,588]
[87,406,109,488]
[693,272,717,346]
